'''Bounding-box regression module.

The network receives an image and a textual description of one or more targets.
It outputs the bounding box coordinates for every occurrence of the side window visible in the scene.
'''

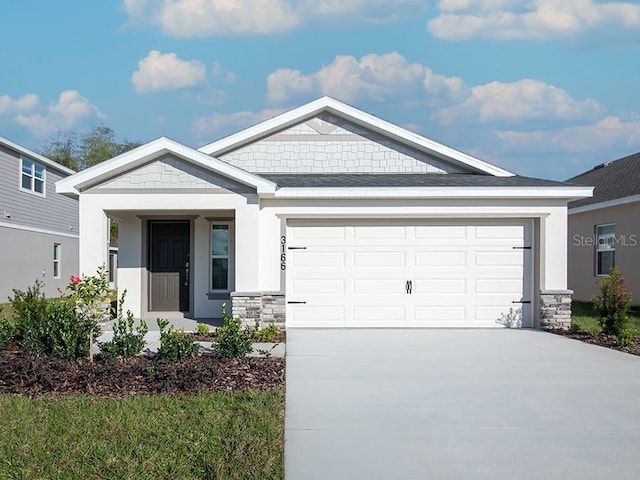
[210,224,230,291]
[596,224,615,275]
[20,157,46,196]
[53,243,61,278]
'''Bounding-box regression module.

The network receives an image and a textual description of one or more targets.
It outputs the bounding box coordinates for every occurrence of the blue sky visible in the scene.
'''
[1,0,639,180]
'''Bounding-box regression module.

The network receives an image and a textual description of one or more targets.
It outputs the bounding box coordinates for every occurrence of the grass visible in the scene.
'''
[0,302,15,321]
[571,301,640,336]
[0,390,284,480]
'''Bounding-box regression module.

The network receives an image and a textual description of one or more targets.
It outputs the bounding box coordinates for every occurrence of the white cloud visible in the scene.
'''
[495,116,640,153]
[195,108,286,134]
[428,0,640,41]
[267,52,467,105]
[0,94,39,114]
[122,0,425,36]
[436,79,601,124]
[131,50,207,94]
[15,91,105,138]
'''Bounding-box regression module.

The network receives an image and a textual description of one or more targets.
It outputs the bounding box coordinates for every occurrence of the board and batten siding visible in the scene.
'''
[0,144,79,234]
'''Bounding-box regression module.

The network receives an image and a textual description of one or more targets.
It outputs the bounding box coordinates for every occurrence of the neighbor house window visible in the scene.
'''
[53,243,61,278]
[20,157,45,195]
[596,224,615,275]
[211,224,230,290]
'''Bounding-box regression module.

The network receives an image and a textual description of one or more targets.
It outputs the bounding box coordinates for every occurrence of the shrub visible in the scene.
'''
[213,304,257,358]
[10,280,49,354]
[0,317,16,351]
[583,323,602,339]
[98,291,148,362]
[592,267,632,337]
[195,323,211,336]
[256,323,280,343]
[156,318,199,362]
[617,325,634,347]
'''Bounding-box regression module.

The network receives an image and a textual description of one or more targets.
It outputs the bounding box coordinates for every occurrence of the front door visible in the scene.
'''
[149,221,190,312]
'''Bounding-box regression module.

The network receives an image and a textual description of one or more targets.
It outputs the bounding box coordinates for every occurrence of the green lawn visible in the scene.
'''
[571,301,640,335]
[0,390,284,480]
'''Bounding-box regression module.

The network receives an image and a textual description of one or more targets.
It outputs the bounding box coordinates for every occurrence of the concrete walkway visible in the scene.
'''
[285,329,640,480]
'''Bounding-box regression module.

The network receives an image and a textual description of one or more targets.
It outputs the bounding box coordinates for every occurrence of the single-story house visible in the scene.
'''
[56,97,591,329]
[1,136,79,299]
[567,152,640,303]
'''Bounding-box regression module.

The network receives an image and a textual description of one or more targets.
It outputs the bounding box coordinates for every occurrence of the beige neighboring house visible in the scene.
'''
[567,152,640,303]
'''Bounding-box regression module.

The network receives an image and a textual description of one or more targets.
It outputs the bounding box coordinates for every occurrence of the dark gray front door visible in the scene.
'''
[149,221,190,312]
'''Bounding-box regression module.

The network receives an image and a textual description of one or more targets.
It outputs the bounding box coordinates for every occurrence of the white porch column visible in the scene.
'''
[234,201,260,292]
[539,206,569,291]
[79,196,109,277]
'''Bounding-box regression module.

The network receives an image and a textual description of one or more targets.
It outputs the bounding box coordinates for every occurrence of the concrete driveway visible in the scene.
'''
[285,329,640,480]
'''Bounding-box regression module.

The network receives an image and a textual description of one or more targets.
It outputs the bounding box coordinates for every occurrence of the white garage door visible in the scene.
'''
[286,220,532,328]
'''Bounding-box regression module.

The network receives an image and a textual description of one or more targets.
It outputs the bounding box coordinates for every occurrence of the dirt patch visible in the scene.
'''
[0,351,284,398]
[549,329,640,356]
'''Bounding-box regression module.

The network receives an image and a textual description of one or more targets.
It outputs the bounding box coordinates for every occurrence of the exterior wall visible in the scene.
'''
[219,114,467,174]
[0,144,79,234]
[0,143,79,299]
[0,226,78,299]
[568,202,640,303]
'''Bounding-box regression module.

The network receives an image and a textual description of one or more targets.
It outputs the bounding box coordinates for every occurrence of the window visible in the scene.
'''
[596,224,615,275]
[20,157,45,195]
[211,224,230,290]
[53,243,61,278]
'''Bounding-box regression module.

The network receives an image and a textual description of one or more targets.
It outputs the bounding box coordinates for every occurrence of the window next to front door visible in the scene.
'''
[211,223,230,291]
[596,224,615,276]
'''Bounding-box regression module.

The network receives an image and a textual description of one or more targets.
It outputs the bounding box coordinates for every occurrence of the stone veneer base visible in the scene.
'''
[231,291,286,329]
[540,290,573,330]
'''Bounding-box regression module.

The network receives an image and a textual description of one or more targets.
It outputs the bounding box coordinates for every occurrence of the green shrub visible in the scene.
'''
[195,323,211,336]
[592,267,632,337]
[0,317,16,350]
[98,291,148,362]
[256,323,280,342]
[10,280,50,354]
[617,326,634,347]
[583,323,602,339]
[156,318,199,362]
[213,304,257,358]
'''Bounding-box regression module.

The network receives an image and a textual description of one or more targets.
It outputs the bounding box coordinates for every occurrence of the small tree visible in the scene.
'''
[592,267,632,339]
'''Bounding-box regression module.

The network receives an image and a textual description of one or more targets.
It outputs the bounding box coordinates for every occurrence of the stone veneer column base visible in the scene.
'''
[231,291,286,329]
[540,290,573,330]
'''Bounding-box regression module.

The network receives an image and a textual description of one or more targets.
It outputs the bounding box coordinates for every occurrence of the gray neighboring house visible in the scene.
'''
[567,152,640,303]
[0,136,79,300]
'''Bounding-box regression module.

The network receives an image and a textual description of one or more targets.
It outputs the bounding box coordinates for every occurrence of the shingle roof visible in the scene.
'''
[260,173,572,188]
[566,152,640,209]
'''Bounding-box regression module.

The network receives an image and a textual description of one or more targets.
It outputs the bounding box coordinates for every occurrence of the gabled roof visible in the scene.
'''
[198,97,515,177]
[567,152,640,210]
[55,137,277,198]
[0,135,75,175]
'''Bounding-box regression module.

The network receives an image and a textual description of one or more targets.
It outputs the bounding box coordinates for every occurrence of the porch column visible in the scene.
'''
[79,196,109,277]
[234,201,260,292]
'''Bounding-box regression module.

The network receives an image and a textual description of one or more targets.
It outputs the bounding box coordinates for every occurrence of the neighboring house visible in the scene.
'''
[0,136,79,300]
[56,97,591,329]
[567,152,640,303]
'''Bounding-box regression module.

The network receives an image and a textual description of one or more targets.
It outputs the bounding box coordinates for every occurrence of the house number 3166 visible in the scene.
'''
[280,236,286,270]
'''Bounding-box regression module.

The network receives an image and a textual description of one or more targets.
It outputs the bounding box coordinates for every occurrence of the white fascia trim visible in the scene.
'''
[0,135,75,175]
[0,221,79,239]
[273,186,594,199]
[569,193,640,215]
[55,137,276,197]
[197,97,515,177]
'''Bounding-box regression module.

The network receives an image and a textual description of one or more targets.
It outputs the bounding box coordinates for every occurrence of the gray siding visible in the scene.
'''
[0,226,78,300]
[0,144,79,234]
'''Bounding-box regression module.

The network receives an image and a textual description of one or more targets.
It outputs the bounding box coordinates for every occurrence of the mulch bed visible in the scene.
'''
[0,351,284,398]
[548,329,640,356]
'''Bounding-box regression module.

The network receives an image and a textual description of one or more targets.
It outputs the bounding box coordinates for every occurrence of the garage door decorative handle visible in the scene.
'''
[406,280,413,295]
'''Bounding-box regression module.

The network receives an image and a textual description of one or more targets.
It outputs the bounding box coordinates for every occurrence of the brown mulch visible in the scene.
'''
[548,329,640,356]
[0,351,284,398]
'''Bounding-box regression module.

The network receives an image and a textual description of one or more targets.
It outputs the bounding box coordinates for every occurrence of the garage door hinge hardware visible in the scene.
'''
[287,246,307,250]
[287,301,307,304]
[512,300,531,304]
[512,246,532,250]
[406,280,413,295]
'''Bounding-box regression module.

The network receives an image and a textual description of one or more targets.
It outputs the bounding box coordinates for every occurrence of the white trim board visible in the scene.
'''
[569,194,640,215]
[0,135,75,175]
[198,97,515,177]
